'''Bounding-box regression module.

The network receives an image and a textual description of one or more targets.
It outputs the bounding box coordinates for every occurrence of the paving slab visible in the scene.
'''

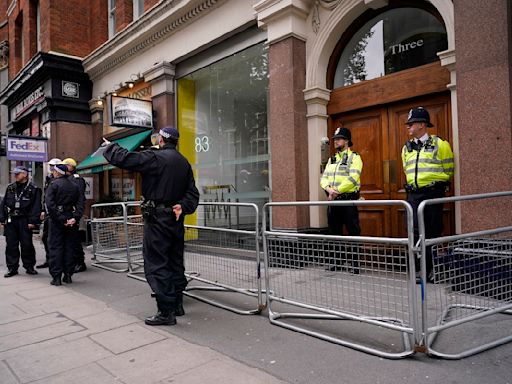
[90,323,167,354]
[0,312,69,337]
[0,360,19,384]
[75,308,140,333]
[29,363,123,384]
[4,337,112,383]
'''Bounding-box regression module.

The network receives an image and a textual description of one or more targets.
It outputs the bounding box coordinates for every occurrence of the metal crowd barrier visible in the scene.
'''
[122,201,264,315]
[90,202,142,272]
[262,200,419,359]
[418,191,512,359]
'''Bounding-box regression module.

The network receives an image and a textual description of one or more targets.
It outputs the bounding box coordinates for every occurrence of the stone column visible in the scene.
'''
[255,0,311,230]
[143,61,175,129]
[454,0,512,232]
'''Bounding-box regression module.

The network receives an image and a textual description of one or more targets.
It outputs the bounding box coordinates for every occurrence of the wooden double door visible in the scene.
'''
[330,93,454,238]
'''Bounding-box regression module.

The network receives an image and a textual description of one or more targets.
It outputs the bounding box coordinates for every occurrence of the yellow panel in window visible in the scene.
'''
[177,78,198,231]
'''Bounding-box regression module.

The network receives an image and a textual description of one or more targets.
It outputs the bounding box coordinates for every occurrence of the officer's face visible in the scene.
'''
[333,138,346,149]
[14,172,28,183]
[406,122,426,139]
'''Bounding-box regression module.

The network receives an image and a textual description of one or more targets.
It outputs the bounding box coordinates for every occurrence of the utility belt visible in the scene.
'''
[334,191,360,200]
[8,209,28,217]
[405,181,449,194]
[140,200,176,219]
[57,205,76,213]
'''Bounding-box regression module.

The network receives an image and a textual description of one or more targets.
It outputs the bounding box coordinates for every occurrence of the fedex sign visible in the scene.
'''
[7,137,48,162]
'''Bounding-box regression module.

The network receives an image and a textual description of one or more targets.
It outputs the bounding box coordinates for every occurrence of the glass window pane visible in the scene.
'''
[177,43,269,227]
[334,8,448,88]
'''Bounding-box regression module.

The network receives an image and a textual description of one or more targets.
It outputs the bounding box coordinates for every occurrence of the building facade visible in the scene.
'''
[1,0,511,234]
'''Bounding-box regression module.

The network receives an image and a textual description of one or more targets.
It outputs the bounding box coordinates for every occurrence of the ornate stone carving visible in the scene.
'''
[312,0,343,34]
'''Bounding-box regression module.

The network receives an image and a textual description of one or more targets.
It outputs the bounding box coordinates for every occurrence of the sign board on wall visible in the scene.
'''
[6,136,48,162]
[107,95,153,129]
[82,177,93,200]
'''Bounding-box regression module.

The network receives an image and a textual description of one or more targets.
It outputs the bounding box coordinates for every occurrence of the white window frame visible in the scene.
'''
[133,0,144,20]
[108,0,116,38]
[36,1,41,51]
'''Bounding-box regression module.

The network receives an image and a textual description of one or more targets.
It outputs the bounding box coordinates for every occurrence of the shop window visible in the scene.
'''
[333,7,447,88]
[110,169,136,201]
[177,43,269,226]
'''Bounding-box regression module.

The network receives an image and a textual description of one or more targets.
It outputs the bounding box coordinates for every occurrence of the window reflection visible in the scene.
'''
[177,43,269,226]
[334,8,448,88]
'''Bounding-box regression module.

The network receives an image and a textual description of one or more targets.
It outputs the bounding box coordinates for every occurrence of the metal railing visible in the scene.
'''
[418,191,512,359]
[262,200,419,359]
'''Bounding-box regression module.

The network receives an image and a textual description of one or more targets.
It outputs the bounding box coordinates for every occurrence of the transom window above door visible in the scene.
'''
[333,7,447,88]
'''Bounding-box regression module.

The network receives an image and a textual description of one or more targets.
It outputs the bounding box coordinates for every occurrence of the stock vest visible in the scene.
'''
[401,135,454,189]
[320,148,362,194]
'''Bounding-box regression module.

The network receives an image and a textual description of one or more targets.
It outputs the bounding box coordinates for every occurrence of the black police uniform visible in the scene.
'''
[68,172,87,271]
[0,181,42,274]
[40,174,54,266]
[104,141,199,318]
[45,174,83,281]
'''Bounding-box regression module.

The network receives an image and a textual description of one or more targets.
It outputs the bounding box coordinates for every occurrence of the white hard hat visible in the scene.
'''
[48,158,62,165]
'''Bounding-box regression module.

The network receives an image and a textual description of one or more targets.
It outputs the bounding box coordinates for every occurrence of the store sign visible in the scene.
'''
[107,95,153,129]
[6,136,48,162]
[82,177,93,200]
[62,81,80,98]
[13,87,44,119]
[390,39,423,55]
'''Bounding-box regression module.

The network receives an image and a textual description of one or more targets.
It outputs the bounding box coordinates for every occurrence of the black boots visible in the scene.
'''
[74,263,87,273]
[144,310,176,326]
[26,267,38,275]
[36,262,49,269]
[175,294,185,316]
[4,269,18,278]
[63,274,73,284]
[50,276,62,286]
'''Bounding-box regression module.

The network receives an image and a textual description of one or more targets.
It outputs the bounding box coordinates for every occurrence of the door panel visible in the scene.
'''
[330,93,454,238]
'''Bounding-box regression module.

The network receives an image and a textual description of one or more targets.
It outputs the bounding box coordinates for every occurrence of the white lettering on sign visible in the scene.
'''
[13,87,44,119]
[83,177,93,200]
[390,39,424,55]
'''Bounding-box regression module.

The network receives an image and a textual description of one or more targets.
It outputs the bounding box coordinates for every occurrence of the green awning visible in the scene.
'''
[77,130,152,174]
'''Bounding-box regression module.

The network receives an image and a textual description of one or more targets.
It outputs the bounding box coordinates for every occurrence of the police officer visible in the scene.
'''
[62,157,87,273]
[402,107,454,283]
[103,126,199,326]
[37,158,62,269]
[45,163,83,286]
[0,166,42,277]
[320,127,362,274]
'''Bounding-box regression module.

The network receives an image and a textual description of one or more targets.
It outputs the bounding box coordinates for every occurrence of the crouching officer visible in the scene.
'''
[320,127,362,274]
[0,166,42,277]
[62,157,87,273]
[45,163,84,286]
[103,126,199,326]
[402,107,454,283]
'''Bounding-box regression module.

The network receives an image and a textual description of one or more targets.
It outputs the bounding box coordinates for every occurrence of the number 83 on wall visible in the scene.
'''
[195,136,210,152]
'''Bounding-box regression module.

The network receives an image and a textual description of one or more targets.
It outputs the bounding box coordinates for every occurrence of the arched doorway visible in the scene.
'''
[326,3,454,237]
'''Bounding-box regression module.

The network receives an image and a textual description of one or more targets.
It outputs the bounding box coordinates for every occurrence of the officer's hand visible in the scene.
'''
[172,204,182,221]
[28,224,35,229]
[66,218,77,226]
[40,212,45,221]
[102,138,111,146]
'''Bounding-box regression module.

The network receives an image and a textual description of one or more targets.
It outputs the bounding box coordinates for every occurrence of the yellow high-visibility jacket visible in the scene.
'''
[320,148,362,194]
[401,135,454,189]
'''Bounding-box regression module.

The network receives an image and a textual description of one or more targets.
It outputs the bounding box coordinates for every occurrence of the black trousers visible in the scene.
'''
[3,216,36,271]
[143,209,187,312]
[42,219,50,262]
[73,231,85,265]
[48,218,78,278]
[407,189,445,276]
[327,204,361,269]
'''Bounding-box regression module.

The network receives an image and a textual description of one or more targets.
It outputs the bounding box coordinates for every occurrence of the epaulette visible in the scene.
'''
[73,174,80,178]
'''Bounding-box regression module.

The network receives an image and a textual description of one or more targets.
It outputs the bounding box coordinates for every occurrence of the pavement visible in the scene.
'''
[1,235,512,384]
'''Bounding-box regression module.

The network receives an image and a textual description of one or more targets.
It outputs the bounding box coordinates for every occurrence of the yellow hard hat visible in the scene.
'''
[62,158,77,167]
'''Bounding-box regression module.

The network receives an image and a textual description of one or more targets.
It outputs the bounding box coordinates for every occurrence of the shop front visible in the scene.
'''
[0,52,92,188]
